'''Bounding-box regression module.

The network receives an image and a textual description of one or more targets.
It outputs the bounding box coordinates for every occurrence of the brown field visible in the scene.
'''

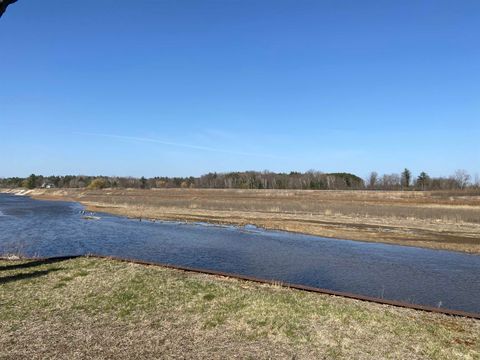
[1,257,479,359]
[2,188,479,254]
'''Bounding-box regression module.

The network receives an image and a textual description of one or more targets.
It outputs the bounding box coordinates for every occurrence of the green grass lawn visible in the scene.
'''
[0,257,479,359]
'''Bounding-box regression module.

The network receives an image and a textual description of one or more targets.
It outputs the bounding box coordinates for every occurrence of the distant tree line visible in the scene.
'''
[366,169,478,191]
[0,171,363,190]
[0,169,478,191]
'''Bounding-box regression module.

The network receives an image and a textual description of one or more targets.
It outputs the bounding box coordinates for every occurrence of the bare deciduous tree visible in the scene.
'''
[453,169,471,190]
[367,172,378,189]
[381,173,401,190]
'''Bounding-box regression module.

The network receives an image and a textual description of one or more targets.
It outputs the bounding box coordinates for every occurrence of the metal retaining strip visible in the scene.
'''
[2,254,479,319]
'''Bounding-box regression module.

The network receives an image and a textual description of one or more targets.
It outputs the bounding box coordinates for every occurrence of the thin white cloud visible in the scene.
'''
[75,132,287,159]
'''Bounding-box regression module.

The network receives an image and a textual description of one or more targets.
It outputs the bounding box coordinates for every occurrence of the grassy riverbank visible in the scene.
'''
[1,257,479,359]
[2,188,479,253]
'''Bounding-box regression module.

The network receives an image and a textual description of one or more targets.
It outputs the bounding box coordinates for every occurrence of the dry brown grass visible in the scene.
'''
[2,188,480,253]
[1,257,479,359]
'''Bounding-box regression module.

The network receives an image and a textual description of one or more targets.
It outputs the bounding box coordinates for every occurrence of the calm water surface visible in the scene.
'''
[1,194,479,313]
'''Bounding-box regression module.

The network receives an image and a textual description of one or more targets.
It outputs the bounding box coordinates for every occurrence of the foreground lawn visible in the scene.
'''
[0,257,479,359]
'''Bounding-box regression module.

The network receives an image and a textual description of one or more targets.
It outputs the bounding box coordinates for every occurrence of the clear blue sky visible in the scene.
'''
[1,0,479,178]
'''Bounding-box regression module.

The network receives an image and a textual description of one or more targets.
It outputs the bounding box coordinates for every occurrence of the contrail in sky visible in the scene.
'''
[75,132,287,159]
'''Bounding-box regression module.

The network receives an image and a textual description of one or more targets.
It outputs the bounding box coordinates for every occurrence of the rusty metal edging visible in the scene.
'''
[2,254,479,319]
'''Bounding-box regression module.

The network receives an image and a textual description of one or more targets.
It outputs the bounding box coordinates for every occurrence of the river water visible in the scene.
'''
[0,193,479,314]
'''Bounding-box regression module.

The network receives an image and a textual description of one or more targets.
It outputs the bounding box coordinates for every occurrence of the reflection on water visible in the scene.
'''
[1,193,479,313]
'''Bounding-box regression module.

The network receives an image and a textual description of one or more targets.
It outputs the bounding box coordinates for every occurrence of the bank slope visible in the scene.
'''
[0,257,479,359]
